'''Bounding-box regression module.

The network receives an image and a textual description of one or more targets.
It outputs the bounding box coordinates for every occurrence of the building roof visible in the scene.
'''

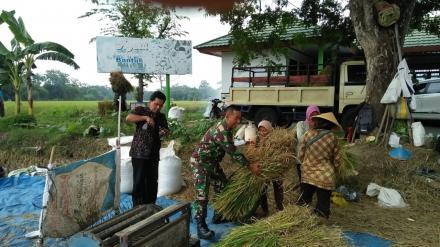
[194,27,440,55]
[194,25,317,50]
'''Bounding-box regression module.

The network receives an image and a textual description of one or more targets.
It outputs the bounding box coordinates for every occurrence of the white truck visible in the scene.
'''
[224,59,368,128]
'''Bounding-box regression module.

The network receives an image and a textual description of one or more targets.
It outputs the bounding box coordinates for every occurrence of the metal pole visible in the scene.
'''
[394,24,402,61]
[115,96,121,214]
[166,74,171,114]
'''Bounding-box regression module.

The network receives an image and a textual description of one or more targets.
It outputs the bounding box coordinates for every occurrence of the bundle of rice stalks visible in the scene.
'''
[212,128,296,220]
[215,205,348,247]
[338,143,359,180]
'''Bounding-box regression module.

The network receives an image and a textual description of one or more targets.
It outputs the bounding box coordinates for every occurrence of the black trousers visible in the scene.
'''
[297,183,331,218]
[131,158,159,206]
[260,179,284,213]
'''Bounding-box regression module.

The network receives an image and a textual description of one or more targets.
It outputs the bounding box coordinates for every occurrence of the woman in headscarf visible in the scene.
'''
[297,112,341,222]
[293,105,320,180]
[249,120,284,216]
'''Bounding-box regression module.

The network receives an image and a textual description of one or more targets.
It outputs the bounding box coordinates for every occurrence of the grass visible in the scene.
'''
[0,100,208,170]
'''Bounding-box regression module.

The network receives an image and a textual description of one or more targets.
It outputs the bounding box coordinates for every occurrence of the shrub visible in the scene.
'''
[98,101,113,116]
[12,115,37,128]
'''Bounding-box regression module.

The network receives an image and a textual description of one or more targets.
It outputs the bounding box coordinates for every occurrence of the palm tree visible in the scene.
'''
[0,10,79,115]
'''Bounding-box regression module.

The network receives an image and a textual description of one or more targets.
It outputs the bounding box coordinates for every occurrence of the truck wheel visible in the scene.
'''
[341,107,358,131]
[254,107,279,125]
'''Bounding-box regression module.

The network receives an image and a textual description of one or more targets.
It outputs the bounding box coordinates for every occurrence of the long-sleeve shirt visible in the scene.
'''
[192,120,248,172]
[298,129,341,190]
[129,106,169,161]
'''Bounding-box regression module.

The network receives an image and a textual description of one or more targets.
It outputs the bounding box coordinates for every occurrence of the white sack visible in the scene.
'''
[120,159,133,194]
[157,140,183,196]
[107,136,133,147]
[203,102,212,118]
[366,183,407,208]
[168,106,185,121]
[412,122,426,147]
[234,125,246,140]
[381,76,402,104]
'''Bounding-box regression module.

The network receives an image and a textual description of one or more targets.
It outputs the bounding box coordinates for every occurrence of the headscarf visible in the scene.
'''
[257,120,274,132]
[305,105,320,125]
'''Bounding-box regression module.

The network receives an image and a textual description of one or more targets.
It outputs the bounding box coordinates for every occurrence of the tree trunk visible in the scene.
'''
[349,0,416,119]
[113,92,120,112]
[27,75,33,116]
[138,74,144,102]
[121,93,127,111]
[14,91,20,115]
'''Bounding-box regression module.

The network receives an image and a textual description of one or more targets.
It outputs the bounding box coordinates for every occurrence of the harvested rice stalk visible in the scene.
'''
[212,128,296,220]
[215,205,348,247]
[338,143,359,180]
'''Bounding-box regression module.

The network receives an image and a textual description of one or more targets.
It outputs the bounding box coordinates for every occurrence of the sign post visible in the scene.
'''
[166,74,171,114]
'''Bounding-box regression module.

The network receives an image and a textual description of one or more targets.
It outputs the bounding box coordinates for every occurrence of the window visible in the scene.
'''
[427,82,440,94]
[346,65,367,85]
[414,83,428,94]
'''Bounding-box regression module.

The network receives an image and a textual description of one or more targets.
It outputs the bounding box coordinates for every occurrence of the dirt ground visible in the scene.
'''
[2,133,439,246]
[171,139,440,246]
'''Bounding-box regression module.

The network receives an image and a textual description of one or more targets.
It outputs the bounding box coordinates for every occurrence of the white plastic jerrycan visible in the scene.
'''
[244,121,257,142]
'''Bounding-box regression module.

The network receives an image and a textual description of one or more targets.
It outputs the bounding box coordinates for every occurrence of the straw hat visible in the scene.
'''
[312,112,341,129]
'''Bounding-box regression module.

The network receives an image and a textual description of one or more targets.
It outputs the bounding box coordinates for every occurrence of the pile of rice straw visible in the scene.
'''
[215,205,348,247]
[338,142,359,180]
[212,128,296,220]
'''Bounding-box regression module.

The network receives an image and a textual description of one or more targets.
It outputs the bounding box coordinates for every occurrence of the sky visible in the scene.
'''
[0,0,230,90]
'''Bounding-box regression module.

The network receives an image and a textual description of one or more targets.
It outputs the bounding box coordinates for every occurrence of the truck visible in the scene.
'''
[224,59,368,128]
[224,57,440,127]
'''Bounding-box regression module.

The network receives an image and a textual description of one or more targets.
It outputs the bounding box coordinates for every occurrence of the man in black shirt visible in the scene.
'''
[127,91,169,206]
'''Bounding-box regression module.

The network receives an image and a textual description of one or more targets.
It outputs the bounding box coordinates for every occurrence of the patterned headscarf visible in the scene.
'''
[305,105,320,125]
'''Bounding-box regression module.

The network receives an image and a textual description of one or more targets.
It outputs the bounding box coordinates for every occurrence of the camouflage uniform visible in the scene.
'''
[190,120,248,220]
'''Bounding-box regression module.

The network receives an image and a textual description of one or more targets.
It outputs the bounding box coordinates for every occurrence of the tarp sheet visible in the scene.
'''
[0,175,391,246]
[42,150,117,237]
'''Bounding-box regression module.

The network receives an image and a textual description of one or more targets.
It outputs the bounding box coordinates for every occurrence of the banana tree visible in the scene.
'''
[22,43,79,115]
[1,10,79,115]
[0,39,25,115]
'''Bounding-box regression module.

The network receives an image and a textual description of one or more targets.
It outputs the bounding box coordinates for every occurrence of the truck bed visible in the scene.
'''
[227,86,335,107]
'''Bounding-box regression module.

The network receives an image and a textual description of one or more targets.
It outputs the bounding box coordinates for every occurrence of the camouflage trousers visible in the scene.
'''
[190,157,228,220]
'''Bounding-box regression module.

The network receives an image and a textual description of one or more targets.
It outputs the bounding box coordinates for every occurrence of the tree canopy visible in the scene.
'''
[208,0,440,115]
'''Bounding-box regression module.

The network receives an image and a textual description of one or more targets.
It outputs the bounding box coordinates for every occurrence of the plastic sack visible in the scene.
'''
[234,124,246,140]
[380,75,401,104]
[107,136,133,147]
[396,97,409,119]
[168,106,185,121]
[412,122,425,147]
[388,132,401,148]
[157,140,183,196]
[366,183,407,208]
[203,102,212,118]
[331,192,348,208]
[120,157,133,194]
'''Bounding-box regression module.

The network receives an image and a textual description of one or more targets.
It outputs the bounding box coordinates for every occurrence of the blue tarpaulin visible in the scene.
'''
[0,175,391,246]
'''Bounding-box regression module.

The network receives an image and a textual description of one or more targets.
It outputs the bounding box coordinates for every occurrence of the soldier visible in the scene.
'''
[190,106,261,239]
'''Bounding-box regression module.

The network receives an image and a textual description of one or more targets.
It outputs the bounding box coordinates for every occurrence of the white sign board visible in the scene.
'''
[96,36,192,75]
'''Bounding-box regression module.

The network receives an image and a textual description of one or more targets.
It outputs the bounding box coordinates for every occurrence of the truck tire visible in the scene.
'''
[341,107,358,131]
[254,107,279,125]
